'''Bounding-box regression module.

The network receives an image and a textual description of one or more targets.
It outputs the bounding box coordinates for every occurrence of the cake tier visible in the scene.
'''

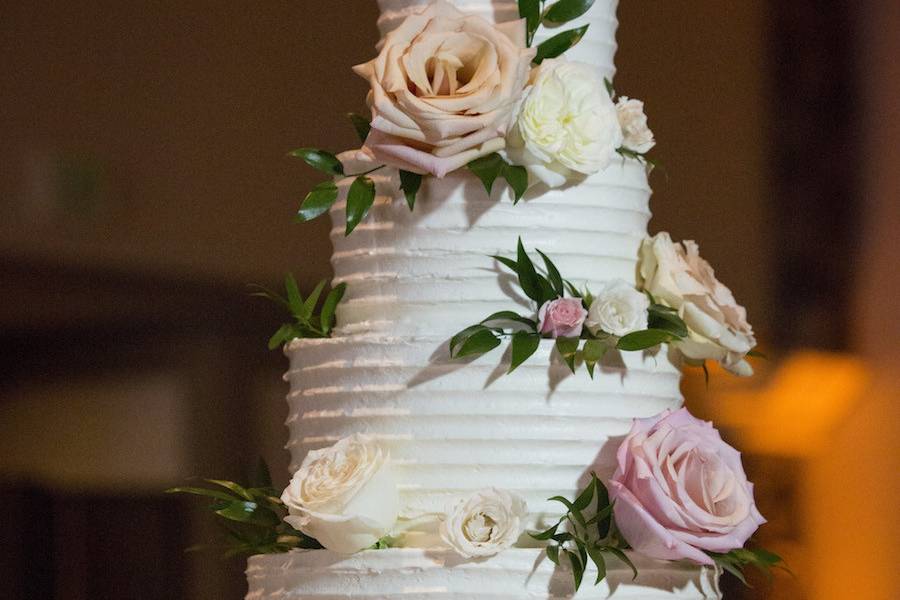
[246,549,721,599]
[285,335,683,537]
[332,158,652,339]
[375,0,620,81]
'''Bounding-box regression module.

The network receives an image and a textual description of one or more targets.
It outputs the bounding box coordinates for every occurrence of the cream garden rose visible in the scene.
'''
[638,232,756,375]
[352,0,535,178]
[281,434,400,554]
[616,97,655,153]
[440,488,527,558]
[506,58,623,188]
[585,279,650,337]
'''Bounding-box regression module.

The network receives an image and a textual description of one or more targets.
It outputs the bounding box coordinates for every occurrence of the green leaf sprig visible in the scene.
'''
[249,273,347,349]
[707,547,789,588]
[519,0,595,60]
[166,460,322,557]
[530,473,637,591]
[291,114,427,235]
[448,239,691,376]
[466,153,528,204]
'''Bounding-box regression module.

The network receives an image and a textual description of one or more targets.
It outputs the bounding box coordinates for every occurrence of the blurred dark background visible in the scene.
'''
[1,1,898,599]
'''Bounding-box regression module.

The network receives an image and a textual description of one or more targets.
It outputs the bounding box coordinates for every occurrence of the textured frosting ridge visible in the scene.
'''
[375,0,620,80]
[331,157,651,338]
[246,549,722,599]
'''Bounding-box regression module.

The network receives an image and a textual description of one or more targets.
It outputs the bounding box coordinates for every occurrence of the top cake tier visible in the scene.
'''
[375,0,619,80]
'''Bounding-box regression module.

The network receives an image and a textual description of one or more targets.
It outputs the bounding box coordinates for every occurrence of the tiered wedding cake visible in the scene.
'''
[244,0,769,597]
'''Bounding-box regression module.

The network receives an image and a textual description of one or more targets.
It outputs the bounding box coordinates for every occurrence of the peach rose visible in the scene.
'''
[352,0,535,177]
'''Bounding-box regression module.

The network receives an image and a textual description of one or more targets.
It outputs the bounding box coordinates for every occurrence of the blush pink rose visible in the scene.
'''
[537,298,587,338]
[609,408,765,565]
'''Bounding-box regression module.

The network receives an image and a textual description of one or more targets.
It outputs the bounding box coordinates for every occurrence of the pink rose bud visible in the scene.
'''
[537,298,588,338]
[609,408,766,565]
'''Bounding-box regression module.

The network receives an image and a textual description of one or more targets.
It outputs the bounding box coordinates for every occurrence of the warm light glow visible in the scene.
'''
[711,352,869,456]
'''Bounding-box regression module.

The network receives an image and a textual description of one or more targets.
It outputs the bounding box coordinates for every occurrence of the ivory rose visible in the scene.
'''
[639,232,756,375]
[440,488,527,558]
[616,96,655,153]
[281,434,400,554]
[609,408,766,564]
[585,279,650,337]
[538,297,588,338]
[352,0,535,178]
[506,58,623,188]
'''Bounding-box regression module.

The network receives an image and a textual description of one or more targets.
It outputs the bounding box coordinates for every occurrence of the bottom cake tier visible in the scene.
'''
[246,548,721,599]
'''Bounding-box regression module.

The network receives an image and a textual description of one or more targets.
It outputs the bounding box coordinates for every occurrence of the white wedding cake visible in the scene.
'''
[243,0,769,597]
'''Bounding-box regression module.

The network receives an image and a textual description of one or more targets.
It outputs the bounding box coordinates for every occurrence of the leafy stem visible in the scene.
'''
[249,273,346,349]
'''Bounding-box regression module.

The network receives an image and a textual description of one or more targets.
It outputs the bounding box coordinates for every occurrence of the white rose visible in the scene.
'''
[639,232,756,376]
[585,279,650,337]
[440,488,527,558]
[281,434,400,554]
[352,0,535,177]
[505,58,623,188]
[616,96,655,153]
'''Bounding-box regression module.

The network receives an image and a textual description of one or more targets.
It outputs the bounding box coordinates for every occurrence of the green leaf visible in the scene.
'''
[535,249,564,296]
[206,479,254,501]
[546,542,561,565]
[509,331,541,373]
[345,175,376,235]
[516,237,544,303]
[455,328,502,358]
[296,180,338,222]
[319,282,346,336]
[648,304,688,337]
[491,254,520,272]
[214,500,280,528]
[529,520,561,541]
[268,322,297,350]
[165,486,239,503]
[347,112,371,143]
[747,349,768,359]
[284,273,304,318]
[533,24,589,64]
[555,337,580,373]
[587,545,607,585]
[503,163,528,203]
[583,339,607,363]
[566,549,585,591]
[616,328,673,351]
[518,0,541,45]
[481,310,537,329]
[543,0,595,24]
[302,279,327,319]
[604,77,615,99]
[572,477,595,511]
[399,170,422,211]
[564,280,583,298]
[450,324,488,355]
[605,547,638,581]
[288,148,344,175]
[467,153,505,195]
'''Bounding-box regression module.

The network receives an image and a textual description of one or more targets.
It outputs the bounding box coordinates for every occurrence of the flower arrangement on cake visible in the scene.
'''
[171,1,789,597]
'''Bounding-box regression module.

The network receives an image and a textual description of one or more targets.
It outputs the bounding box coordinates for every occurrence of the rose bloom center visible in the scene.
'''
[463,511,498,543]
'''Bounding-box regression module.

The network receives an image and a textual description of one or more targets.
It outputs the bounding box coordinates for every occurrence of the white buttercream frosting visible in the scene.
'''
[246,548,722,599]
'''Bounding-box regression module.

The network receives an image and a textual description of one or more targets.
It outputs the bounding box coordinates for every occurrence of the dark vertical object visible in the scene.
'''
[769,0,862,350]
[0,486,56,600]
